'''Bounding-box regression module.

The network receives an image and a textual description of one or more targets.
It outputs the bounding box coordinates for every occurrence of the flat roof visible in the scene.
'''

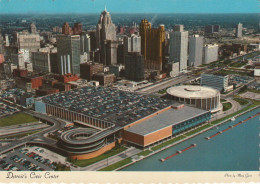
[125,105,208,136]
[39,86,174,127]
[167,85,219,99]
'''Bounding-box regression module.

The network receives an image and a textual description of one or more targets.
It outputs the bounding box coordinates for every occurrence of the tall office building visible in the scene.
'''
[80,62,103,81]
[80,32,91,54]
[73,23,83,35]
[169,25,188,71]
[62,22,71,35]
[173,25,184,32]
[15,31,40,52]
[88,30,97,52]
[105,40,118,65]
[31,51,57,73]
[188,35,203,67]
[5,34,9,47]
[236,23,243,38]
[213,25,220,33]
[57,35,81,75]
[29,23,37,34]
[125,52,144,82]
[140,19,165,71]
[203,44,219,64]
[205,25,220,34]
[124,34,141,53]
[0,31,3,54]
[96,8,117,65]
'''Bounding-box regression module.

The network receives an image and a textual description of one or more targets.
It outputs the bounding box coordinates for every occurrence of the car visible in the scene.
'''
[0,160,6,165]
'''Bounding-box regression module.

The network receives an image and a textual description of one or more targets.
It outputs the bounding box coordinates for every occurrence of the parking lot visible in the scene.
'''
[0,147,55,171]
[0,102,19,117]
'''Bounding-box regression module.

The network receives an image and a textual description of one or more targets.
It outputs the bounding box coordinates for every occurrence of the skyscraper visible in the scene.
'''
[169,25,188,71]
[173,25,184,32]
[29,23,37,34]
[57,35,81,75]
[213,25,220,33]
[125,52,144,82]
[80,32,91,54]
[73,23,83,35]
[96,7,117,65]
[15,31,40,52]
[124,34,141,55]
[140,19,165,71]
[62,22,71,35]
[236,23,243,38]
[188,35,204,67]
[203,44,219,64]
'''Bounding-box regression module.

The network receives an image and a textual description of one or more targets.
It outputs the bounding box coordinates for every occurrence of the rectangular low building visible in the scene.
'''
[124,104,210,147]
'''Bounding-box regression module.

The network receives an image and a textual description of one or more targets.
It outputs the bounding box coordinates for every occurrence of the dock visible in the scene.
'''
[206,112,260,140]
[160,144,196,162]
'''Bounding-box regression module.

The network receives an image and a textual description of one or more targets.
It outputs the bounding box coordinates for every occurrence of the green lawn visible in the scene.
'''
[69,146,127,167]
[151,135,186,151]
[158,88,167,94]
[214,70,249,76]
[247,88,260,94]
[99,157,132,171]
[137,150,152,157]
[211,100,260,125]
[229,61,247,68]
[184,124,212,137]
[0,112,38,127]
[54,163,71,171]
[0,130,39,139]
[220,99,227,102]
[223,102,232,111]
[233,98,249,105]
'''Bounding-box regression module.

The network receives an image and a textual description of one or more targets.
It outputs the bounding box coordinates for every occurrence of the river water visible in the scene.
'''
[122,107,260,171]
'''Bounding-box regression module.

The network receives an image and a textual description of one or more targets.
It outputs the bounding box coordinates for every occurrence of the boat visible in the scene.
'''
[231,117,235,121]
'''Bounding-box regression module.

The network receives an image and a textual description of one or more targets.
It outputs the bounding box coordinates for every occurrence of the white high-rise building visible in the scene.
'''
[203,44,219,64]
[169,26,188,71]
[188,35,204,67]
[124,34,141,53]
[57,35,81,75]
[80,33,91,53]
[236,23,243,38]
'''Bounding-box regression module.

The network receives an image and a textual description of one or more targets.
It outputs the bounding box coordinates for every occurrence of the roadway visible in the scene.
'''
[0,122,50,137]
[138,74,197,94]
[0,111,66,155]
[137,52,259,95]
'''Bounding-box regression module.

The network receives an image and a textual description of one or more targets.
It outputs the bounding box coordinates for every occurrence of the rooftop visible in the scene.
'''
[126,105,208,136]
[39,86,174,127]
[167,85,220,99]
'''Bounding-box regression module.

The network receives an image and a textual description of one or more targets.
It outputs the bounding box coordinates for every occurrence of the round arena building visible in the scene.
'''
[167,85,222,113]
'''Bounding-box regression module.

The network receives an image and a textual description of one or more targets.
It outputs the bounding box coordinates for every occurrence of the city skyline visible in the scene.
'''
[0,0,259,14]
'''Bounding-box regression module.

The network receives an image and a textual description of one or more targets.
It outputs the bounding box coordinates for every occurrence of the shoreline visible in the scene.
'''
[116,105,260,171]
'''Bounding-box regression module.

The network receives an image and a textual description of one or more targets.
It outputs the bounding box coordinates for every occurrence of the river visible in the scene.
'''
[121,107,260,171]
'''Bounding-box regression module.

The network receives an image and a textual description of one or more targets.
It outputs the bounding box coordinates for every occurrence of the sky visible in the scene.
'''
[0,0,259,14]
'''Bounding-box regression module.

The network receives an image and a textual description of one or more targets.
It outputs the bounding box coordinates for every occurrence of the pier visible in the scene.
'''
[206,112,260,140]
[160,144,196,162]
